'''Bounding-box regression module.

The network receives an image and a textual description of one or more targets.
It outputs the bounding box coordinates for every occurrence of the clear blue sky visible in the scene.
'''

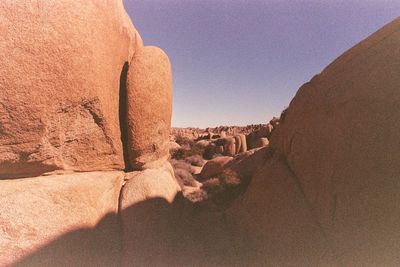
[124,0,400,128]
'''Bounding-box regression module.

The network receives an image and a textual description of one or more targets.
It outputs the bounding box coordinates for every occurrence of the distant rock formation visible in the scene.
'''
[171,124,269,141]
[171,121,280,159]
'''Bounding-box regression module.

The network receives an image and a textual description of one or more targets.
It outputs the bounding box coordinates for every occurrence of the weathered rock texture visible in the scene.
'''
[120,161,181,266]
[268,17,400,265]
[0,171,124,266]
[0,0,143,178]
[164,17,400,266]
[126,46,173,170]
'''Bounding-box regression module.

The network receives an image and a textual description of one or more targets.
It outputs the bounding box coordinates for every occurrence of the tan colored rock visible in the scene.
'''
[120,161,181,266]
[121,162,179,206]
[240,134,248,153]
[234,135,241,154]
[227,156,329,266]
[271,18,400,265]
[0,171,124,266]
[126,46,172,170]
[234,134,247,154]
[200,156,233,180]
[223,137,236,156]
[0,0,141,177]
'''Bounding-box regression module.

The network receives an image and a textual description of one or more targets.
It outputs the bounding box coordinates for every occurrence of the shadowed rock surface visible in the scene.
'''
[269,17,400,265]
[0,172,124,266]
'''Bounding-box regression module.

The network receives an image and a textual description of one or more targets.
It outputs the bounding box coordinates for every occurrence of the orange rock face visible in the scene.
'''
[126,46,173,170]
[0,171,124,266]
[270,18,400,265]
[0,0,142,177]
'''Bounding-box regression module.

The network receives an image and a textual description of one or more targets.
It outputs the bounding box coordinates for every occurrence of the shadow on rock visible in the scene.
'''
[13,192,261,267]
[13,213,122,267]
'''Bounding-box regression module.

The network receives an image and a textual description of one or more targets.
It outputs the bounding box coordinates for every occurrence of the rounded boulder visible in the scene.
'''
[126,46,173,170]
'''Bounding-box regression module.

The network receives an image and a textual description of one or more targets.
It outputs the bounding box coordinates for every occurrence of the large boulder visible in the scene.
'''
[0,171,124,266]
[270,18,400,265]
[234,134,247,154]
[0,0,141,178]
[126,46,173,170]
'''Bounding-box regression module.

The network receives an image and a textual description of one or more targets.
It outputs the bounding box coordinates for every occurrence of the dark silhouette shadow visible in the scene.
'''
[12,192,260,267]
[13,213,122,267]
[0,162,58,180]
[119,193,261,267]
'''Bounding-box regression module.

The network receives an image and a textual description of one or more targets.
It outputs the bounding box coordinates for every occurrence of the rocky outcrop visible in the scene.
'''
[268,17,400,265]
[0,0,142,177]
[0,1,177,266]
[168,17,400,266]
[0,171,124,266]
[126,46,173,170]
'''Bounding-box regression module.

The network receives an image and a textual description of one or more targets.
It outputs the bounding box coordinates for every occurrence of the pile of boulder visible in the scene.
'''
[199,116,281,159]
